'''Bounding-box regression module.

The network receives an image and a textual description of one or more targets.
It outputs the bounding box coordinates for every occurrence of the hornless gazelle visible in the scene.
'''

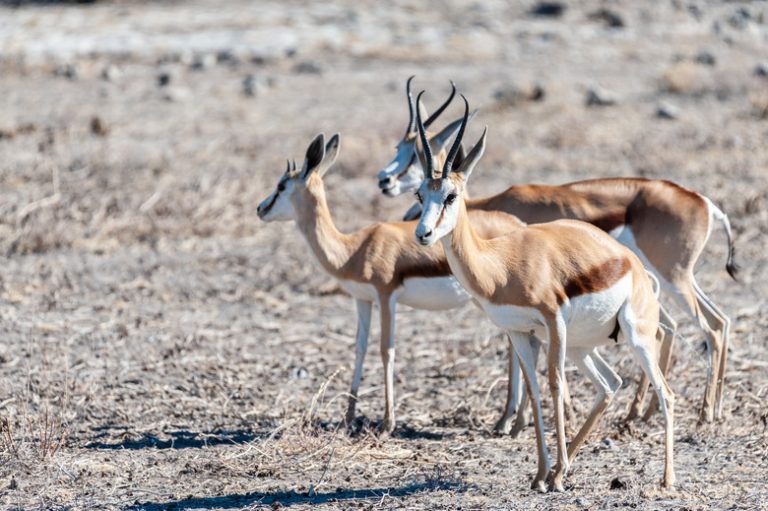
[256,133,528,434]
[413,93,675,491]
[379,77,737,424]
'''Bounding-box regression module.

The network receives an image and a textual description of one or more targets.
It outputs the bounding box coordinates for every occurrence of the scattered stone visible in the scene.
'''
[529,2,565,18]
[156,70,172,87]
[588,8,624,28]
[585,86,617,107]
[754,63,768,78]
[601,438,615,449]
[190,53,216,71]
[695,51,716,66]
[728,7,752,30]
[90,116,108,136]
[293,61,323,75]
[243,74,274,97]
[574,497,590,507]
[290,366,309,380]
[656,102,680,120]
[53,63,78,80]
[493,82,545,107]
[162,87,191,102]
[216,50,239,66]
[101,64,122,81]
[610,476,627,490]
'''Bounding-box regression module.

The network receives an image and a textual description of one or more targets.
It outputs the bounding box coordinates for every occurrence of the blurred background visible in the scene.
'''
[0,1,766,509]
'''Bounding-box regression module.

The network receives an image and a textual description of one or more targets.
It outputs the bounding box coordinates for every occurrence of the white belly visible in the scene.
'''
[560,273,632,347]
[397,276,471,311]
[481,301,548,338]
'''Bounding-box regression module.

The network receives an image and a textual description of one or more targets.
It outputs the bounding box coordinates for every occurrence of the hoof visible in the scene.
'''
[493,417,514,436]
[531,479,547,493]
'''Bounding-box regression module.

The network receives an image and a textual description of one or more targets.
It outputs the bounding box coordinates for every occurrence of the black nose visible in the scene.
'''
[379,177,391,187]
[419,229,433,241]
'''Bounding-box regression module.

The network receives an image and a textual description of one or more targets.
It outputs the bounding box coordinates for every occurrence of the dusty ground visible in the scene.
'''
[0,1,767,509]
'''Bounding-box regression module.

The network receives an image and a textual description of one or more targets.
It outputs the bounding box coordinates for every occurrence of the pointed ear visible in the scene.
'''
[301,133,325,179]
[316,133,340,177]
[432,109,479,152]
[453,127,487,182]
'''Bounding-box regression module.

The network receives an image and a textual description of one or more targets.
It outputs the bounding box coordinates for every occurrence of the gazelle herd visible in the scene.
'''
[257,78,738,491]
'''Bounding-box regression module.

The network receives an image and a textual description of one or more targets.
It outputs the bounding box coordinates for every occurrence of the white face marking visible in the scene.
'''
[397,276,471,310]
[377,140,425,197]
[257,174,298,222]
[414,179,460,246]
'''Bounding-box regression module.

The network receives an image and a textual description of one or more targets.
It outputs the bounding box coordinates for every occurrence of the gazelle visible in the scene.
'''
[256,133,528,434]
[379,77,736,424]
[413,93,675,491]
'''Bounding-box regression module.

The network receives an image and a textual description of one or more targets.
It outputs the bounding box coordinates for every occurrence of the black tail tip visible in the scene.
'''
[726,247,739,281]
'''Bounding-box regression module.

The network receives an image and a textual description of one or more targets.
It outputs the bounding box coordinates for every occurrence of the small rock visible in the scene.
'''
[190,54,216,71]
[586,86,617,107]
[610,477,626,490]
[90,116,108,136]
[656,102,680,120]
[53,63,78,80]
[602,438,615,449]
[529,2,565,18]
[9,477,17,490]
[216,50,239,66]
[574,497,590,507]
[695,51,716,66]
[101,64,122,81]
[156,71,172,87]
[493,82,545,107]
[588,8,624,28]
[754,63,768,78]
[293,61,323,75]
[162,87,191,102]
[728,7,752,30]
[242,74,273,97]
[290,366,309,380]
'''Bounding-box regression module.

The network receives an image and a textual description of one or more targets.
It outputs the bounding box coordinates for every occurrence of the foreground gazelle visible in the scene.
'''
[379,78,735,424]
[257,133,527,433]
[413,93,675,491]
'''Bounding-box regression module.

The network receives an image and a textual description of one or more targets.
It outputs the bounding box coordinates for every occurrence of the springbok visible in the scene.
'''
[413,93,674,491]
[379,77,736,424]
[257,133,528,434]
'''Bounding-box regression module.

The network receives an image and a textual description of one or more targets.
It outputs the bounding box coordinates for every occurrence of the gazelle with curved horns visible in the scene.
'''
[257,132,527,434]
[382,77,736,424]
[413,93,675,491]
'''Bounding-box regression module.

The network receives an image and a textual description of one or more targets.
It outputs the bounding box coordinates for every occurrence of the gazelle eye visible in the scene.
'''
[445,193,457,205]
[277,183,286,192]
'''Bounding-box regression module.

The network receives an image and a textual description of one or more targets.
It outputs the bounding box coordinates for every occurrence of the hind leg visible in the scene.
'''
[692,281,731,420]
[641,305,677,421]
[495,334,524,435]
[619,303,675,488]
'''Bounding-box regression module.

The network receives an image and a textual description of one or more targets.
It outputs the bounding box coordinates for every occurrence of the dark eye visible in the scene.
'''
[277,183,285,192]
[445,193,457,205]
[414,191,422,203]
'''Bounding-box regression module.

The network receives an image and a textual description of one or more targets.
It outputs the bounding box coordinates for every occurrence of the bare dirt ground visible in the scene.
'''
[0,1,767,509]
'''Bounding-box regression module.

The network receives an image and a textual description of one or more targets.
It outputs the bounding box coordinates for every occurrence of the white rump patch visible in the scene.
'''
[560,273,632,348]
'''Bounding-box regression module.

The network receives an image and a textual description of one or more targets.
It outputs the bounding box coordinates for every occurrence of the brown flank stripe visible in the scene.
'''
[560,257,632,304]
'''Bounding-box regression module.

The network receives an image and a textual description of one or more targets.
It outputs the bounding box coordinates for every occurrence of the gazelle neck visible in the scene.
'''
[292,175,354,274]
[440,199,498,297]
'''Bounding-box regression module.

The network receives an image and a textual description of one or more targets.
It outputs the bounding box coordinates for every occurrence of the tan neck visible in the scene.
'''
[440,200,499,297]
[292,175,355,274]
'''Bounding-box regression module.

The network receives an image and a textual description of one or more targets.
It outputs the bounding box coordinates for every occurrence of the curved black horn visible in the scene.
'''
[286,159,291,173]
[415,90,434,179]
[424,80,456,128]
[442,94,469,179]
[405,75,416,135]
[291,159,297,171]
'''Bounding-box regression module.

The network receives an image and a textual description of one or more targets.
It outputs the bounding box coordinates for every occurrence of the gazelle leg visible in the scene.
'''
[494,334,523,435]
[639,305,677,421]
[511,336,540,437]
[508,331,550,492]
[692,281,731,421]
[546,314,569,492]
[379,293,398,435]
[618,303,676,488]
[567,349,622,464]
[345,299,373,427]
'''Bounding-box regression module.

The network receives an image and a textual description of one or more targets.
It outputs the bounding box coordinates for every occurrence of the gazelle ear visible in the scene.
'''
[317,133,340,177]
[432,109,479,152]
[301,133,325,180]
[453,127,487,182]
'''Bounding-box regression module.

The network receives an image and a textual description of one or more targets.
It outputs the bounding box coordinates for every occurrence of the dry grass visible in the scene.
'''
[1,1,767,510]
